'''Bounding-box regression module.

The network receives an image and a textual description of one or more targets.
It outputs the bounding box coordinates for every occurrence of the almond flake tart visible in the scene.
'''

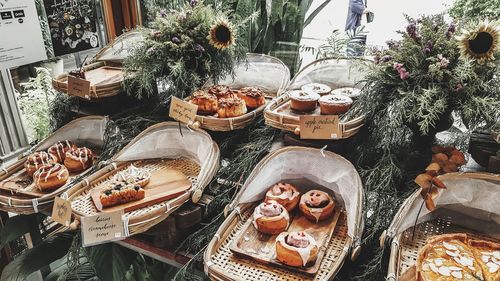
[417,233,500,281]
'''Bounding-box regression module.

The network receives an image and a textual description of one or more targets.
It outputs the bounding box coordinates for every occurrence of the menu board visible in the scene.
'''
[0,0,47,69]
[43,0,99,56]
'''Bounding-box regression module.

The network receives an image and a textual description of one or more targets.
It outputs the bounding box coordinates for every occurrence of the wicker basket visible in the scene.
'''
[52,31,142,100]
[192,53,290,131]
[204,146,364,280]
[66,122,220,236]
[264,57,369,139]
[383,172,500,281]
[0,116,108,214]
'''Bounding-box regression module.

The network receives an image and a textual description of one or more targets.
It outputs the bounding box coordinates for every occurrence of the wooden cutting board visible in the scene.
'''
[91,167,192,213]
[230,206,341,275]
[401,266,416,281]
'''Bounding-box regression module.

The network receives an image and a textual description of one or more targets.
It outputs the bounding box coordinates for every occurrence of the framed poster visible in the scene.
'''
[44,0,100,56]
[0,0,47,69]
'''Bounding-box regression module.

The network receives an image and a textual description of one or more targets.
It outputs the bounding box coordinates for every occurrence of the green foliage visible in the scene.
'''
[0,214,46,251]
[17,68,58,143]
[85,243,138,281]
[124,1,246,99]
[0,232,74,281]
[302,26,368,59]
[449,0,500,20]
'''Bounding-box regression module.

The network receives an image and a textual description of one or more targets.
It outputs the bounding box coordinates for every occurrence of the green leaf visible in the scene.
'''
[86,243,138,281]
[0,232,73,281]
[304,0,331,27]
[0,213,46,250]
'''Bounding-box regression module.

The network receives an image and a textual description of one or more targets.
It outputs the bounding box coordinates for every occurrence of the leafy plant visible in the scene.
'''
[449,0,500,20]
[302,26,368,59]
[17,67,58,143]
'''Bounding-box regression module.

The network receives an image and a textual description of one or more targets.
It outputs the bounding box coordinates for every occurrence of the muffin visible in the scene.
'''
[331,87,361,100]
[319,94,353,115]
[301,83,331,96]
[288,90,320,112]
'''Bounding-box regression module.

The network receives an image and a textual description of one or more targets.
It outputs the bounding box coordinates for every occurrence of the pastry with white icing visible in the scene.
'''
[276,231,318,267]
[24,151,57,176]
[111,165,151,188]
[33,163,69,191]
[64,147,94,172]
[299,190,335,223]
[265,183,300,212]
[252,200,289,235]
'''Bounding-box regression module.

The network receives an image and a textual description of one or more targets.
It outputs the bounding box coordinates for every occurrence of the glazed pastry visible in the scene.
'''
[111,165,151,188]
[217,97,247,118]
[25,151,57,176]
[99,183,146,208]
[48,140,76,163]
[318,94,353,115]
[253,200,290,235]
[33,163,69,191]
[276,231,318,267]
[331,87,361,100]
[301,83,331,96]
[64,147,94,172]
[207,85,234,100]
[288,90,320,112]
[190,90,218,115]
[469,239,500,281]
[416,234,485,281]
[238,87,266,109]
[265,183,300,212]
[299,190,335,222]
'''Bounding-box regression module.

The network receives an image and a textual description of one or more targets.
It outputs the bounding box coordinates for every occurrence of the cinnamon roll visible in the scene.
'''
[238,87,266,109]
[217,97,247,118]
[265,183,300,212]
[64,147,94,172]
[253,200,289,235]
[207,85,234,100]
[299,190,335,222]
[190,90,218,115]
[33,163,69,191]
[276,231,318,267]
[24,151,57,176]
[48,140,77,163]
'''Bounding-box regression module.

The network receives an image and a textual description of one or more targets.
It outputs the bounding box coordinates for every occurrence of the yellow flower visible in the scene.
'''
[456,21,499,64]
[208,18,236,50]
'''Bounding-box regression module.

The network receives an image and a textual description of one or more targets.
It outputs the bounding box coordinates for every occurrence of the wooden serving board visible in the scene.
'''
[230,206,342,275]
[400,266,417,281]
[90,167,192,213]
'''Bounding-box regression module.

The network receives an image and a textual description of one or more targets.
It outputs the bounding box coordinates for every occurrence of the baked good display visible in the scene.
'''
[276,231,319,267]
[99,183,146,208]
[33,163,69,191]
[416,233,500,281]
[112,165,151,188]
[48,140,76,163]
[301,83,331,96]
[253,200,290,235]
[64,147,94,172]
[299,190,335,222]
[265,183,300,212]
[331,87,361,100]
[207,85,234,100]
[217,97,248,118]
[24,151,57,176]
[318,94,353,115]
[238,87,266,109]
[190,90,218,115]
[288,90,320,112]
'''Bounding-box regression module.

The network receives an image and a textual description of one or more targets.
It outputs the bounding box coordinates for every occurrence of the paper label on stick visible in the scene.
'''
[299,115,340,139]
[67,76,91,100]
[51,197,72,227]
[169,96,198,124]
[81,210,125,247]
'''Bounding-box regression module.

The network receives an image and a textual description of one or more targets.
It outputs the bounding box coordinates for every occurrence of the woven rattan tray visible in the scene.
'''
[204,203,350,281]
[0,116,107,214]
[385,172,500,281]
[192,53,290,131]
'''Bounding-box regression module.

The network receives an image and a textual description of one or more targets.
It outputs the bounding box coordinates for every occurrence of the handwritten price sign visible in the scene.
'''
[299,115,340,139]
[81,211,125,246]
[67,76,91,100]
[169,96,198,124]
[51,197,72,226]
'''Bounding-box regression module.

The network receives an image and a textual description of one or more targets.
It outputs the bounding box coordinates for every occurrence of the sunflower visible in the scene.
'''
[208,18,236,50]
[456,21,499,64]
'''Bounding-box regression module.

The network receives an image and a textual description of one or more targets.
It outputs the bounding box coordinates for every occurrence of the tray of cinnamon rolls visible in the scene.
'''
[0,116,107,214]
[265,57,369,139]
[204,146,364,281]
[187,53,290,131]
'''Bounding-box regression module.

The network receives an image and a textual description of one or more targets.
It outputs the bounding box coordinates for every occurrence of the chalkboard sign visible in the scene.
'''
[44,0,100,56]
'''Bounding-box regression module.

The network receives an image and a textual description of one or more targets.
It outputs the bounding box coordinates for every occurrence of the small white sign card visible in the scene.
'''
[81,210,126,247]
